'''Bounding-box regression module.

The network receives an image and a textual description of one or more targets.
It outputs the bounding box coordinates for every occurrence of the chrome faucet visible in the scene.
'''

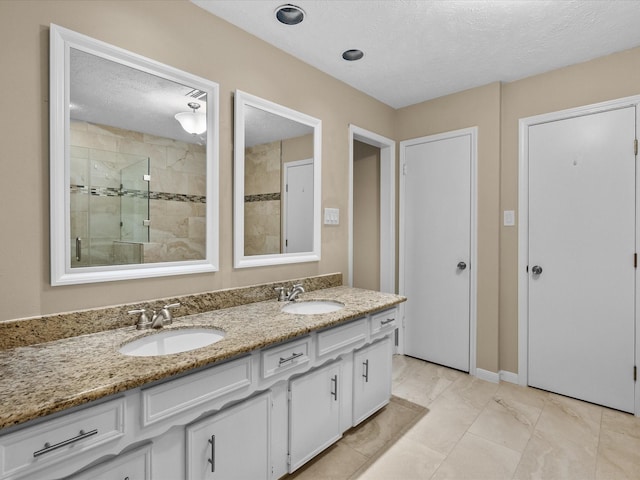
[129,303,180,329]
[150,303,181,329]
[286,284,305,301]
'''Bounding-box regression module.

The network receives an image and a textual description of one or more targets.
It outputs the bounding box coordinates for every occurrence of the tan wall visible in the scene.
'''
[395,82,502,373]
[0,0,395,321]
[353,141,380,291]
[499,46,640,373]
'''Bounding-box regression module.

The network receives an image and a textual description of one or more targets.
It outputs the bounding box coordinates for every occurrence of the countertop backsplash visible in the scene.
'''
[0,273,342,350]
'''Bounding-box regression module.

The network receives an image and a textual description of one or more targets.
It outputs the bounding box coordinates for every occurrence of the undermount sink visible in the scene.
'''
[119,328,225,357]
[281,300,345,315]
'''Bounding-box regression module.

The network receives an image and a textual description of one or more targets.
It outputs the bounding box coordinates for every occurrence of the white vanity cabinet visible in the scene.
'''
[288,362,342,472]
[353,337,392,425]
[185,392,271,480]
[1,304,400,480]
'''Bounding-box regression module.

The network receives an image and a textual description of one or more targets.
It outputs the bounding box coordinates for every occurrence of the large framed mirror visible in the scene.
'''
[234,91,321,268]
[50,25,219,285]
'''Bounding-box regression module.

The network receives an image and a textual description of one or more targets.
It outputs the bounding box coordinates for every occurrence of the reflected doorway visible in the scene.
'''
[353,141,381,290]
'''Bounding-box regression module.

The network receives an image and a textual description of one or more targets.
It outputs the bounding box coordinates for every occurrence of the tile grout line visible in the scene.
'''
[426,375,492,480]
[509,391,551,479]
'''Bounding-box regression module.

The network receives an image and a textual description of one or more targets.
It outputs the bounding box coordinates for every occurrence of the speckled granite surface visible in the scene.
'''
[0,285,405,431]
[0,273,342,350]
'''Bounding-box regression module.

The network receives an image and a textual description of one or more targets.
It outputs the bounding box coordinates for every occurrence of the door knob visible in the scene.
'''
[531,265,543,275]
[457,261,467,270]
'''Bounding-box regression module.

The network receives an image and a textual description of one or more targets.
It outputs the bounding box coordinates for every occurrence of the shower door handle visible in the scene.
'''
[75,237,82,262]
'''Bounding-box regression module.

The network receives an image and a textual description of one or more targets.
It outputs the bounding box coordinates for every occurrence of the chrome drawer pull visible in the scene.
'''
[279,352,303,366]
[33,429,98,457]
[380,318,395,326]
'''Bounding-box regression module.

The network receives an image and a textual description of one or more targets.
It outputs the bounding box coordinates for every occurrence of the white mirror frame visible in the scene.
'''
[50,25,219,285]
[233,90,321,268]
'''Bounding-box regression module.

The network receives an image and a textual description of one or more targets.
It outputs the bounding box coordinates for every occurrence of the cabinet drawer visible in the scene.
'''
[69,443,151,480]
[317,318,367,357]
[261,337,310,379]
[369,308,398,337]
[141,356,251,427]
[0,397,125,479]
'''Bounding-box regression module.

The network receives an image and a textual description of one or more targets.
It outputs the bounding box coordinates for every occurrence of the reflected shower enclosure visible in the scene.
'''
[67,119,208,269]
[70,146,150,267]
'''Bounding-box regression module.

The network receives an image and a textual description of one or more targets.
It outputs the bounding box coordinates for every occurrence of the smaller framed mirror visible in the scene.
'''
[234,91,321,268]
[50,25,219,285]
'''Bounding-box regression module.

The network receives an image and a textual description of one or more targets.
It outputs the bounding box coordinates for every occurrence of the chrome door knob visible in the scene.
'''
[457,261,467,270]
[531,265,543,275]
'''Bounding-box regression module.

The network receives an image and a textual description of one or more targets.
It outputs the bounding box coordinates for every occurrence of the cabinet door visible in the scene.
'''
[289,362,341,472]
[353,337,392,425]
[68,444,151,480]
[185,392,270,480]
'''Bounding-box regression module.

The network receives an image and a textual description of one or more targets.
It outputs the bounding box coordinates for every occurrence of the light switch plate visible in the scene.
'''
[324,208,339,225]
[504,210,515,226]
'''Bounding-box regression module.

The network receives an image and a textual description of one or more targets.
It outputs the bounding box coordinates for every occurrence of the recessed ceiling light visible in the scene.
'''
[275,4,305,25]
[342,49,364,61]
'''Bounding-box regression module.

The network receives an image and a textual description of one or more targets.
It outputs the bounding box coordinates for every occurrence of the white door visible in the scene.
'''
[402,132,473,372]
[283,159,314,253]
[528,106,636,413]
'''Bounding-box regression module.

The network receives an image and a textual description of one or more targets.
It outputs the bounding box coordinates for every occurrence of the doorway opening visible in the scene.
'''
[348,125,396,294]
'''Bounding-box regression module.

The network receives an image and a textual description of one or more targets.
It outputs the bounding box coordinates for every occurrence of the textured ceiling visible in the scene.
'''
[193,0,640,108]
[70,48,208,145]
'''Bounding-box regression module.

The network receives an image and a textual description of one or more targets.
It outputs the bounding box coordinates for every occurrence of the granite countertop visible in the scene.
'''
[0,286,405,431]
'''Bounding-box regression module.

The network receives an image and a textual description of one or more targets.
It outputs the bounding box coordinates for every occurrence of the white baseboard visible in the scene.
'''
[475,368,499,384]
[475,369,519,384]
[499,370,519,384]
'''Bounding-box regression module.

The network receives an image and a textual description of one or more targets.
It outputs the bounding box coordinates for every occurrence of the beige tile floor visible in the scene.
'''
[293,355,640,480]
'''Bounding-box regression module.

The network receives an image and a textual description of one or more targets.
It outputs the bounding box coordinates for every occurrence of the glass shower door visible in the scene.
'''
[117,158,150,264]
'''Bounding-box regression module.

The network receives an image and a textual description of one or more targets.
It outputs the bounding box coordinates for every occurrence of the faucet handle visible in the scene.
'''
[128,309,152,330]
[160,303,181,325]
[274,286,288,302]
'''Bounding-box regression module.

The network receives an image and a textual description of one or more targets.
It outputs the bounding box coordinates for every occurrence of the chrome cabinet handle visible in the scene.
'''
[279,352,303,366]
[380,318,395,326]
[363,359,369,382]
[33,429,98,457]
[331,374,338,401]
[457,261,467,270]
[532,265,543,275]
[208,434,216,473]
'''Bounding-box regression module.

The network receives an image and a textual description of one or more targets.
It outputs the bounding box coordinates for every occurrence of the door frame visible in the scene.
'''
[399,127,478,374]
[348,125,396,294]
[518,94,640,416]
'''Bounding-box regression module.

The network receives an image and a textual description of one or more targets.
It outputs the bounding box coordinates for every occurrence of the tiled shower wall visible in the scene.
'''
[69,120,206,265]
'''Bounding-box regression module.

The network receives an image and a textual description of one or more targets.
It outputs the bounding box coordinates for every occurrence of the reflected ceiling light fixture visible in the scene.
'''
[342,49,364,61]
[275,4,305,25]
[175,102,206,135]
